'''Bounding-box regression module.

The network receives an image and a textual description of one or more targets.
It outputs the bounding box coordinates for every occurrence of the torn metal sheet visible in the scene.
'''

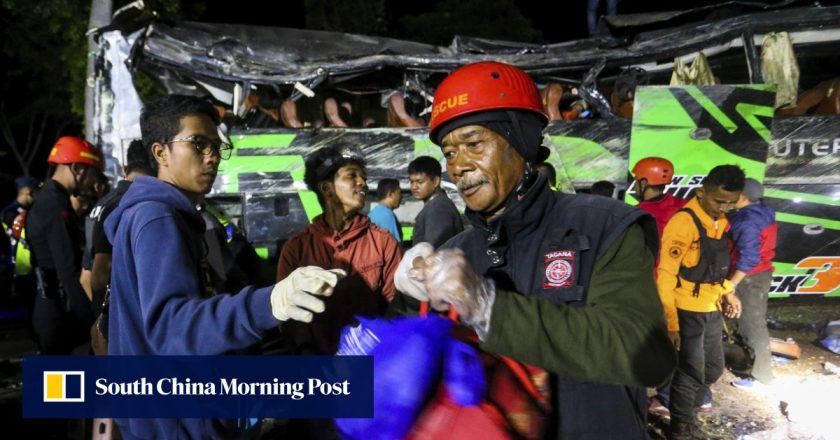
[546,120,631,187]
[766,116,840,184]
[128,5,840,87]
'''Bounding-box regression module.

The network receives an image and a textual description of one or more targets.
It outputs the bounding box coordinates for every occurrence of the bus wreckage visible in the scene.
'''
[92,1,840,298]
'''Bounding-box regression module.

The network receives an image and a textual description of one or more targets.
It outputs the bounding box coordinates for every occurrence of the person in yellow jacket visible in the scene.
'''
[656,164,744,439]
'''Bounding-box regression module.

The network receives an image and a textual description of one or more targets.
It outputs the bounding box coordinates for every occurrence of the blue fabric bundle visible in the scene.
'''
[335,316,485,439]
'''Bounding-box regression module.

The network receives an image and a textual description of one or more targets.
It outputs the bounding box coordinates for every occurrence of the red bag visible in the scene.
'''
[407,304,551,440]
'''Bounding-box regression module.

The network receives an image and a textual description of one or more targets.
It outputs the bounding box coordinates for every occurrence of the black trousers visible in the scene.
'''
[670,309,724,425]
[735,270,774,383]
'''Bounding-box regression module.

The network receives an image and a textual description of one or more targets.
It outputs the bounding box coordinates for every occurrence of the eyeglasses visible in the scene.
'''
[168,135,233,160]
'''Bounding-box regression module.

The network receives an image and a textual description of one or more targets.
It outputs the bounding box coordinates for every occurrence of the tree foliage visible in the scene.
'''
[305,0,387,36]
[400,0,542,46]
[0,0,90,175]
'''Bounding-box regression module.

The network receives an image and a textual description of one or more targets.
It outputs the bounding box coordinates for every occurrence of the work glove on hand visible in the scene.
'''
[418,248,496,340]
[394,242,434,301]
[271,266,346,323]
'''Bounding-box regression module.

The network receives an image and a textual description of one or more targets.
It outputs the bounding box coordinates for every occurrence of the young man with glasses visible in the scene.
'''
[105,95,345,439]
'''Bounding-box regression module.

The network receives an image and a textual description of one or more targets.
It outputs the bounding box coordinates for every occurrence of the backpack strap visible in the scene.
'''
[678,208,704,297]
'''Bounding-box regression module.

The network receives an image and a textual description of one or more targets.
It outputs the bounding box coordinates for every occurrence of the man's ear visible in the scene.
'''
[695,187,705,199]
[432,175,441,188]
[151,143,168,168]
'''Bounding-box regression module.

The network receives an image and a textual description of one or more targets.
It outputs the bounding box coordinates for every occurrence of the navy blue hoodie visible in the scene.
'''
[105,176,277,439]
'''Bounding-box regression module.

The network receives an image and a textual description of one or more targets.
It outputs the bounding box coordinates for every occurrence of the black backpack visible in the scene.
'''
[677,208,730,297]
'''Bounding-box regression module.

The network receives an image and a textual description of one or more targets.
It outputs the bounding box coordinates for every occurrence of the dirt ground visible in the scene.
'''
[648,298,840,440]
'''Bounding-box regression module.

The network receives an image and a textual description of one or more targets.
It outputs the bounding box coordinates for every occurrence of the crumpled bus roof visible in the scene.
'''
[131,2,840,85]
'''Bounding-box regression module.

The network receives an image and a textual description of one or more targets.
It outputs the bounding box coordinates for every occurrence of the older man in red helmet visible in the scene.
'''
[393,62,676,439]
[26,136,104,354]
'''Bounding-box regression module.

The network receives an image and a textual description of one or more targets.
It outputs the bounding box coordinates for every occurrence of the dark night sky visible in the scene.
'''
[195,0,733,43]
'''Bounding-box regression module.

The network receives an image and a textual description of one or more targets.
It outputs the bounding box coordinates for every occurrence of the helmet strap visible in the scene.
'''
[69,164,90,197]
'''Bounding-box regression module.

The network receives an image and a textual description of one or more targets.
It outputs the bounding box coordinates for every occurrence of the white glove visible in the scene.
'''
[271,266,346,323]
[394,242,434,301]
[421,248,496,340]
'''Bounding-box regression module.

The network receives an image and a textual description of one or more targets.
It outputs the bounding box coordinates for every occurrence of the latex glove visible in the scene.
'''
[394,242,434,301]
[723,293,742,319]
[419,248,496,340]
[271,266,346,323]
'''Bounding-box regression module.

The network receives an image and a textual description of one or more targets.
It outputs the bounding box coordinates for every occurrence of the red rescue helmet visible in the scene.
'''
[429,61,548,143]
[48,136,104,171]
[632,157,674,186]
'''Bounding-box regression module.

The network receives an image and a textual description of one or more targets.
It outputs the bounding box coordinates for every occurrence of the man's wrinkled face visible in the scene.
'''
[440,124,525,217]
[696,185,741,218]
[153,114,220,201]
[328,163,368,214]
[17,186,37,208]
[409,172,439,202]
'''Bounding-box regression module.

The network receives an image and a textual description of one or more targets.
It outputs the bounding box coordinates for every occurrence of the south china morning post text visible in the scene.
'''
[94,376,351,400]
[23,356,373,419]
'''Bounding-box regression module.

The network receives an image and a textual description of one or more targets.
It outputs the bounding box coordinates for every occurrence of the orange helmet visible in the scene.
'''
[48,136,104,171]
[632,157,674,186]
[429,61,547,143]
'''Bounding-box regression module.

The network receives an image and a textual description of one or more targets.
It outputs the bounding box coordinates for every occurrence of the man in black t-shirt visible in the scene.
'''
[87,140,153,317]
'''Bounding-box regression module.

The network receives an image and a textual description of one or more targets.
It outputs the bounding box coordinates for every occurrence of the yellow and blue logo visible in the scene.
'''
[43,371,84,402]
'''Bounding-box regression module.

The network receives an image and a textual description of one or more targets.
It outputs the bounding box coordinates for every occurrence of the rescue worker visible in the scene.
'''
[105,94,345,438]
[656,165,744,439]
[199,199,262,292]
[408,156,463,248]
[393,61,676,439]
[2,177,39,320]
[3,177,39,287]
[728,178,777,389]
[631,157,686,237]
[26,136,103,354]
[630,157,701,418]
[1,176,38,227]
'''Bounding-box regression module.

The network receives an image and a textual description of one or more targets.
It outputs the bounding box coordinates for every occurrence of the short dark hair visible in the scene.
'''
[304,144,366,207]
[408,156,441,179]
[703,165,745,192]
[124,139,154,176]
[376,178,400,200]
[590,180,615,197]
[140,94,220,174]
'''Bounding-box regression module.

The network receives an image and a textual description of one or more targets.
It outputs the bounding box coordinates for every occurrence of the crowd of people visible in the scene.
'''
[0,61,779,440]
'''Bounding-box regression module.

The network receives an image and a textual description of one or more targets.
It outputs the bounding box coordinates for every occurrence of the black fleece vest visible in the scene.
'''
[443,176,658,440]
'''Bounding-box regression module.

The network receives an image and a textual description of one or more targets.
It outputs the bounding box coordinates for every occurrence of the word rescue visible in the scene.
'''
[95,377,350,401]
[431,93,468,119]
